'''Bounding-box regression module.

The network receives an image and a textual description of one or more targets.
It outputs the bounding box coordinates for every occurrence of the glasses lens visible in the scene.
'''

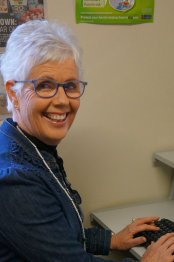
[35,79,57,98]
[63,80,83,98]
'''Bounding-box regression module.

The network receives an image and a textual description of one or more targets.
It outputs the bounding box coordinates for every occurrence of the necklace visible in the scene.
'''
[17,126,86,250]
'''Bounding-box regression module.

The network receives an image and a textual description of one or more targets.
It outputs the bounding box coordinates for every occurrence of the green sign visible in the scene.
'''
[76,0,154,24]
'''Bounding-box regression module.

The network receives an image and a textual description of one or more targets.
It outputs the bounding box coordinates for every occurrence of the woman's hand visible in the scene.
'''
[141,233,174,262]
[110,216,159,250]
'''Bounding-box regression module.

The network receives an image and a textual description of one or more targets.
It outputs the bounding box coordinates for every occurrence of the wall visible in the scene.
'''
[46,0,174,226]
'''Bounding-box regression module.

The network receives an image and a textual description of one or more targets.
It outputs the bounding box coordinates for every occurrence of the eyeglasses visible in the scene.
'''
[14,78,88,99]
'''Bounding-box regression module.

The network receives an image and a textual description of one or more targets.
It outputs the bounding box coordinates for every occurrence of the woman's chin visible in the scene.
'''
[41,132,68,146]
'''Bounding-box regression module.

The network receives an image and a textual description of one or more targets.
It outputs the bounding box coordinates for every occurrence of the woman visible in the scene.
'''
[0,20,174,262]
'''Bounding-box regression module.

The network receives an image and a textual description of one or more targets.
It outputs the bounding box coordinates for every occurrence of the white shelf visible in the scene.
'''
[154,150,174,199]
[154,151,174,168]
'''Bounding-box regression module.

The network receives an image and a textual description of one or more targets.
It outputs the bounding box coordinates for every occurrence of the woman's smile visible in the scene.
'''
[43,112,67,122]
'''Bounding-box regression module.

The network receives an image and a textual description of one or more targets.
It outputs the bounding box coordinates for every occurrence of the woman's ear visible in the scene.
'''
[5,80,19,109]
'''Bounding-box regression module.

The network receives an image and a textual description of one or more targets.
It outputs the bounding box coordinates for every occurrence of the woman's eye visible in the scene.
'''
[37,81,54,91]
[64,82,77,90]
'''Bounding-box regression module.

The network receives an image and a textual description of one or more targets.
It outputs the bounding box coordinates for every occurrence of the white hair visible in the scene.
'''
[0,19,83,112]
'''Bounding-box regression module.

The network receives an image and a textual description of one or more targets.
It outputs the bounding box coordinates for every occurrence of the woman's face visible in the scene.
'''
[13,59,80,145]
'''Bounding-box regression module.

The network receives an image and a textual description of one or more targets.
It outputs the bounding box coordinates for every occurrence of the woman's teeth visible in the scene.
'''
[46,113,66,121]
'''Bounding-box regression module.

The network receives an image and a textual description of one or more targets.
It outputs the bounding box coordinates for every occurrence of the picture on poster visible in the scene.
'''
[76,0,154,24]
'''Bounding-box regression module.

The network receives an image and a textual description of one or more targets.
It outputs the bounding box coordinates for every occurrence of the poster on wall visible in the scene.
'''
[0,73,10,122]
[0,0,45,50]
[0,0,45,122]
[76,0,154,24]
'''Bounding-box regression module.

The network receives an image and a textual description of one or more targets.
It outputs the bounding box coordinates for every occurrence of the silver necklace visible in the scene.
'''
[17,126,86,250]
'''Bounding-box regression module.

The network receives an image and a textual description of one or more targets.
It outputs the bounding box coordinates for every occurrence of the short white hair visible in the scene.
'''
[0,19,83,112]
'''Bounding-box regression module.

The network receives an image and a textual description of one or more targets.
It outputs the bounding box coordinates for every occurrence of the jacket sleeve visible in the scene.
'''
[85,227,112,255]
[0,169,137,262]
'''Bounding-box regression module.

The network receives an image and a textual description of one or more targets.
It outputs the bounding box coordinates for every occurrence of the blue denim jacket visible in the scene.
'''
[0,119,136,262]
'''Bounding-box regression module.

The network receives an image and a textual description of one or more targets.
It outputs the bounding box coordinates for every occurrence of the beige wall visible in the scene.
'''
[46,0,174,226]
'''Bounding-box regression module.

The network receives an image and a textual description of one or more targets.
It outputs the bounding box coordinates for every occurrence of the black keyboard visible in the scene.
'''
[134,218,174,247]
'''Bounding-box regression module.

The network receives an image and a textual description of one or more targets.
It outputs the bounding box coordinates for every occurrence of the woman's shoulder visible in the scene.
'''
[0,137,44,171]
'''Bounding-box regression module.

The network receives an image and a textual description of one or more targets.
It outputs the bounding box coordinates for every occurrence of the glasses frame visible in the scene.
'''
[14,78,88,99]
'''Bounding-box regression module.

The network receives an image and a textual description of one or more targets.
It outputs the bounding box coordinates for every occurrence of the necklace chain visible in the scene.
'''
[17,126,86,249]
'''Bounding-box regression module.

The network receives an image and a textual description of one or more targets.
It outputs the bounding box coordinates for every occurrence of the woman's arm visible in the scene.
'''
[0,168,136,262]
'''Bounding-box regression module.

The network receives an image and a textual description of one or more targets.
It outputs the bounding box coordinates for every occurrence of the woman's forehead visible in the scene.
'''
[28,59,79,79]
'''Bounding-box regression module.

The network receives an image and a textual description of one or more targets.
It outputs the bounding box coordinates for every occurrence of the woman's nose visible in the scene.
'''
[52,86,69,105]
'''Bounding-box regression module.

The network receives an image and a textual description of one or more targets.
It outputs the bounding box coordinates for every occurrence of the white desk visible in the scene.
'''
[90,150,174,260]
[90,200,174,260]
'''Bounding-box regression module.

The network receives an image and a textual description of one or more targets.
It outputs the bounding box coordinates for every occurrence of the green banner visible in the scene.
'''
[76,0,154,24]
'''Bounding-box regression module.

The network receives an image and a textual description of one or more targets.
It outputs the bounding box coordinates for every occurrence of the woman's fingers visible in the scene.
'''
[157,233,174,246]
[130,216,160,235]
[132,216,160,225]
[141,234,174,262]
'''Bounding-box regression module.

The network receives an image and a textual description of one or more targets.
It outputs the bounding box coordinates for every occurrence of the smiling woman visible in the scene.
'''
[0,19,174,262]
